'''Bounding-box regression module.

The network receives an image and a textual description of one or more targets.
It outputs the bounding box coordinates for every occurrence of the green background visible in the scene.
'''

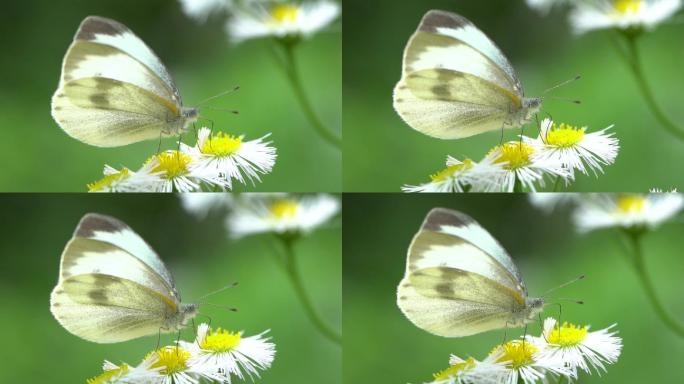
[0,194,341,383]
[343,0,684,192]
[343,194,684,383]
[0,0,341,192]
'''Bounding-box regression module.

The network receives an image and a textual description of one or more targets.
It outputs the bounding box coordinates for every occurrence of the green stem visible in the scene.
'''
[279,236,342,345]
[278,41,342,149]
[552,175,562,192]
[624,231,684,337]
[620,34,684,142]
[513,174,524,193]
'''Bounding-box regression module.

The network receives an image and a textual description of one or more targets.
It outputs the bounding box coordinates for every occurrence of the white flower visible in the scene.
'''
[528,193,579,213]
[180,323,276,382]
[87,161,161,193]
[226,193,339,238]
[181,127,276,187]
[525,118,619,176]
[86,361,132,383]
[484,340,574,384]
[526,0,568,15]
[649,187,679,192]
[402,157,476,193]
[178,0,231,22]
[531,318,622,376]
[145,150,231,192]
[475,141,572,192]
[180,193,234,219]
[130,346,225,384]
[426,355,507,384]
[226,1,340,43]
[573,193,684,232]
[569,0,683,34]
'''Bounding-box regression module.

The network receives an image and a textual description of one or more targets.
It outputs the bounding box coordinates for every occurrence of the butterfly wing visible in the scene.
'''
[393,10,525,139]
[397,208,528,337]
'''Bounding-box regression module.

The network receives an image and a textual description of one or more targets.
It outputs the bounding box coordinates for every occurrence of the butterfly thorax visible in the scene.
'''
[165,303,199,331]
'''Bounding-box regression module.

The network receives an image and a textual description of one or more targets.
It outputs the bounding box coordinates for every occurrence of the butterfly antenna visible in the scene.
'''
[202,106,240,114]
[201,303,238,312]
[198,281,239,301]
[542,274,585,297]
[542,75,581,94]
[545,96,582,104]
[195,86,240,107]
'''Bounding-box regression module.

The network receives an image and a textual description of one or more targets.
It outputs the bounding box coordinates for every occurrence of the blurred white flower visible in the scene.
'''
[145,150,230,192]
[87,161,161,193]
[226,1,340,43]
[573,193,684,232]
[402,157,476,193]
[181,127,276,187]
[178,0,231,22]
[180,323,276,382]
[525,118,619,177]
[226,193,339,238]
[180,193,234,219]
[649,187,679,192]
[526,0,568,15]
[426,355,506,384]
[86,361,132,384]
[569,0,682,34]
[528,193,579,213]
[531,318,622,376]
[484,340,574,384]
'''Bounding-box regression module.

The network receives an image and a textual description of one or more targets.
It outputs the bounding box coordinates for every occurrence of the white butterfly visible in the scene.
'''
[397,208,543,337]
[51,16,198,147]
[393,10,541,140]
[50,213,198,343]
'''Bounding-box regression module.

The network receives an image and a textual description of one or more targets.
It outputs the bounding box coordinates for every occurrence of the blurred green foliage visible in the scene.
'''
[343,194,684,383]
[343,0,684,192]
[0,0,341,192]
[0,194,341,383]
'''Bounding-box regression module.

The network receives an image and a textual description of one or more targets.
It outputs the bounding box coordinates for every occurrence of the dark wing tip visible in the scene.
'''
[75,213,128,238]
[419,10,472,33]
[421,207,475,231]
[76,15,129,41]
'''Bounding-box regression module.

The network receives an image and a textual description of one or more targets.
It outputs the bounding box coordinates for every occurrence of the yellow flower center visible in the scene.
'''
[430,159,474,182]
[201,328,242,352]
[148,151,191,180]
[270,199,299,219]
[432,358,476,381]
[146,346,191,375]
[87,168,130,192]
[201,132,242,157]
[86,364,129,384]
[493,341,538,369]
[271,4,300,23]
[491,142,535,170]
[616,195,646,214]
[545,123,586,148]
[548,322,589,347]
[613,0,643,14]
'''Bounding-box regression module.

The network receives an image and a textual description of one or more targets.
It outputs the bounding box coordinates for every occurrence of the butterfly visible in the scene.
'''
[397,208,543,337]
[393,10,541,140]
[51,16,198,147]
[50,213,198,343]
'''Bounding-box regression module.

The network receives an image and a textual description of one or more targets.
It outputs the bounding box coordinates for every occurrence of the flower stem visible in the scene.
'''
[552,175,562,192]
[619,34,684,142]
[624,231,684,337]
[277,41,342,149]
[279,236,342,345]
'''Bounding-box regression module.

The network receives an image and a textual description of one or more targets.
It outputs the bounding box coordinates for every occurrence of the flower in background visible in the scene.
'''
[226,1,340,43]
[181,127,277,187]
[226,193,339,238]
[86,361,131,384]
[87,162,160,193]
[426,355,506,384]
[526,0,569,15]
[569,0,682,34]
[573,193,684,232]
[181,323,276,382]
[178,0,232,22]
[531,318,622,376]
[146,150,230,192]
[525,118,619,177]
[180,193,234,219]
[649,187,679,192]
[484,340,573,384]
[402,157,476,193]
[528,193,578,213]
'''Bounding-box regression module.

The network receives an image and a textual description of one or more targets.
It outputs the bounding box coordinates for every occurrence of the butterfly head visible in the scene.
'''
[171,303,199,330]
[181,107,200,125]
[522,97,542,120]
[525,297,545,320]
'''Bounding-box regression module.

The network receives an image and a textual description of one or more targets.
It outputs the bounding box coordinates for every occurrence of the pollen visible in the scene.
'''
[545,123,586,148]
[271,4,300,23]
[270,199,299,219]
[613,0,643,14]
[147,346,191,375]
[201,328,242,352]
[616,194,646,214]
[148,151,191,179]
[491,142,535,170]
[430,159,474,182]
[201,132,243,157]
[87,168,130,192]
[432,358,476,381]
[86,364,129,384]
[548,322,589,347]
[493,341,538,369]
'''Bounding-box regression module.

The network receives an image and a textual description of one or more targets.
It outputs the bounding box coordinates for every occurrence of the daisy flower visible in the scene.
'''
[86,361,131,384]
[402,157,476,193]
[528,193,579,213]
[573,193,684,232]
[649,187,679,192]
[131,345,224,384]
[425,355,506,384]
[226,193,339,238]
[476,141,571,192]
[532,318,622,375]
[569,0,683,34]
[226,1,340,43]
[525,118,619,177]
[87,161,161,193]
[180,193,234,219]
[181,127,276,187]
[178,0,231,22]
[146,150,230,192]
[484,340,573,384]
[180,323,276,382]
